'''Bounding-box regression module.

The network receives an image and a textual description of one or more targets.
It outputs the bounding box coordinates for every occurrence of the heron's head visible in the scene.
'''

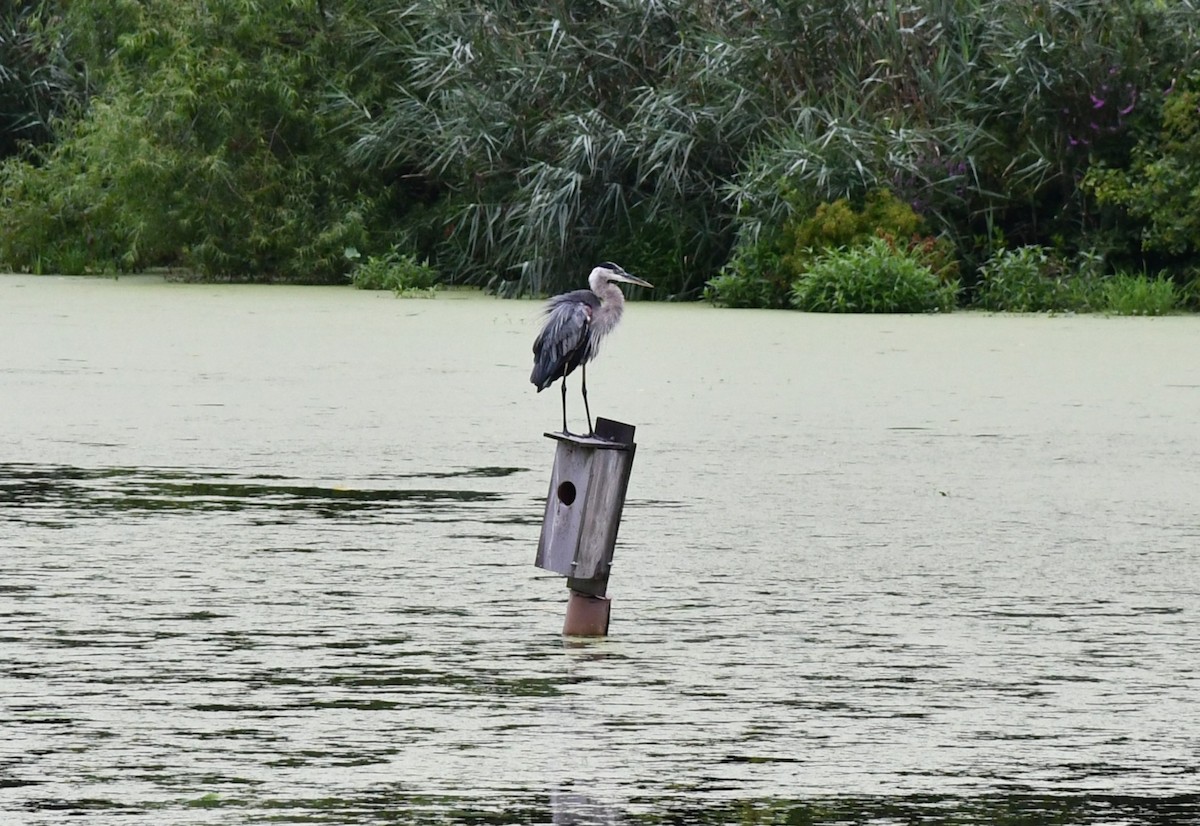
[593,262,654,290]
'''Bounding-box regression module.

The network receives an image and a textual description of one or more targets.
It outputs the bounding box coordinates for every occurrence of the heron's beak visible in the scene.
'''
[616,273,654,289]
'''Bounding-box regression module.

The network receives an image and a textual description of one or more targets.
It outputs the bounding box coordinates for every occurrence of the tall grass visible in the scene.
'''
[724,0,1196,271]
[2,0,1199,294]
[339,0,770,296]
[1101,273,1179,316]
[341,0,1199,296]
[0,1,86,158]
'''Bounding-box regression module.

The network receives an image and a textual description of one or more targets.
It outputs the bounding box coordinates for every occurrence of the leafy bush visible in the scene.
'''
[784,190,959,283]
[790,238,957,313]
[704,229,791,309]
[1084,73,1200,259]
[975,248,1180,314]
[0,100,159,274]
[1099,273,1179,316]
[0,0,385,281]
[710,190,958,308]
[785,192,922,263]
[974,246,1099,312]
[349,248,440,295]
[975,246,1060,311]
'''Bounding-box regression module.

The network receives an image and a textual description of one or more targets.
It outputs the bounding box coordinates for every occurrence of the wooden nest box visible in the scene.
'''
[534,418,637,594]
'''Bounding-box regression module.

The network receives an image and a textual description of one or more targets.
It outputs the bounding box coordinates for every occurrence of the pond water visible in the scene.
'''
[2,275,1198,825]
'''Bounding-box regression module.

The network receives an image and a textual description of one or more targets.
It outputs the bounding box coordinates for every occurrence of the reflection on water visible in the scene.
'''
[1,462,521,524]
[2,275,1199,824]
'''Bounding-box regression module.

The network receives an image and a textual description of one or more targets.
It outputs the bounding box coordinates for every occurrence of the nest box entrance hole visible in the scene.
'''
[556,480,577,506]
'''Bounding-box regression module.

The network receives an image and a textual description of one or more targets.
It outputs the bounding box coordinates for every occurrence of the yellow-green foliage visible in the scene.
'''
[785,190,922,263]
[782,190,954,282]
[709,189,959,309]
[787,199,862,252]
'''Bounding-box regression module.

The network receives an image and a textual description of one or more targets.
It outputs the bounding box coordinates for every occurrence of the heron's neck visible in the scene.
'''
[590,271,625,308]
[588,270,625,334]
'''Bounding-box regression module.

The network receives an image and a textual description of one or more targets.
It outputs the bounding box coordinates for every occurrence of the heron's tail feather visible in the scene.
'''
[530,353,558,391]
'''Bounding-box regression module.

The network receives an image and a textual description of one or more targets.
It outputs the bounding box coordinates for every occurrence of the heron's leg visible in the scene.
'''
[560,377,569,435]
[581,361,593,436]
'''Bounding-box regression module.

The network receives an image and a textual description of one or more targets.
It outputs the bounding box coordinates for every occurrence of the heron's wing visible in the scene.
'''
[530,291,597,391]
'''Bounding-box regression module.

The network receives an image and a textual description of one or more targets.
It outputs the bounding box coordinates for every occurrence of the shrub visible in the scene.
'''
[0,100,164,274]
[1099,273,1179,316]
[975,246,1099,312]
[704,228,791,309]
[0,0,385,281]
[784,191,923,268]
[350,248,440,295]
[710,190,958,309]
[1084,73,1200,260]
[785,190,960,285]
[790,237,957,313]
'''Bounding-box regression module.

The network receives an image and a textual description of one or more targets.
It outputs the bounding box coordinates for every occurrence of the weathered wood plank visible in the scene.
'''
[535,439,590,575]
[575,446,635,579]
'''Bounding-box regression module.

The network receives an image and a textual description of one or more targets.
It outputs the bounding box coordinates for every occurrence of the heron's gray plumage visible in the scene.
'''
[530,262,652,435]
[530,290,598,391]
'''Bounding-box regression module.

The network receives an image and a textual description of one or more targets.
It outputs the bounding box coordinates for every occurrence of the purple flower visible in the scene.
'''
[1090,94,1106,109]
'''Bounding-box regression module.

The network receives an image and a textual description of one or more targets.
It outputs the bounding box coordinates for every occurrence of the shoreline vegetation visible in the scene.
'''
[1,1,1198,314]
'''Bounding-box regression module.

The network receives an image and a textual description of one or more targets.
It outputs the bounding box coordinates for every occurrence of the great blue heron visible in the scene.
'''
[530,262,653,436]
